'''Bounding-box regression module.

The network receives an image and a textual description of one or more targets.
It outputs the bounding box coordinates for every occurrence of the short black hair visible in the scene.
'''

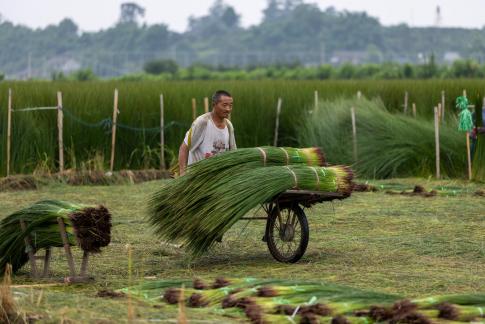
[212,90,232,105]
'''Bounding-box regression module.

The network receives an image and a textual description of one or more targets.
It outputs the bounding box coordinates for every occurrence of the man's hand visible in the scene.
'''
[178,142,189,176]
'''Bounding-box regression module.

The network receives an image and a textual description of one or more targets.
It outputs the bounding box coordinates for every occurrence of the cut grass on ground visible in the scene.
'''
[0,178,484,323]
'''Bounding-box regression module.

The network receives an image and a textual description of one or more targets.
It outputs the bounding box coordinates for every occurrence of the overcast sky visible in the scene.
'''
[1,0,484,32]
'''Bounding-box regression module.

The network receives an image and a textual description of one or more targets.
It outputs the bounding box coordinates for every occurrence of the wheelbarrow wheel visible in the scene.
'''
[266,204,309,263]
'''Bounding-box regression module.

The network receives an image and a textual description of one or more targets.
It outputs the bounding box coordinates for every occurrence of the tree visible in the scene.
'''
[119,2,145,24]
[71,68,97,81]
[143,59,178,75]
[263,0,283,22]
[188,0,240,37]
[418,53,438,78]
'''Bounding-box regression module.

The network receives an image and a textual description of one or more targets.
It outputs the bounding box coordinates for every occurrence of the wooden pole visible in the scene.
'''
[204,97,209,113]
[109,89,119,173]
[466,134,472,180]
[438,103,442,121]
[403,91,408,113]
[191,98,196,121]
[160,94,165,170]
[273,98,282,147]
[412,103,416,118]
[79,251,89,277]
[357,91,362,100]
[6,88,12,177]
[20,220,38,278]
[57,217,76,277]
[57,91,64,173]
[351,106,357,161]
[441,90,445,121]
[42,248,51,278]
[314,90,318,113]
[434,106,440,179]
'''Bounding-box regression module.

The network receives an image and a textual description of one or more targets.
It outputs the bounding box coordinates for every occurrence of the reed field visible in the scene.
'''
[1,79,485,178]
[1,179,484,322]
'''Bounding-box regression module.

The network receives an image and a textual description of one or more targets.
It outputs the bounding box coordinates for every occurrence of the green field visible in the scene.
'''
[2,179,484,323]
[1,80,484,177]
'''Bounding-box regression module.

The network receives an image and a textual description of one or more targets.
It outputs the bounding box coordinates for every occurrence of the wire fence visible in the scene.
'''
[4,91,191,176]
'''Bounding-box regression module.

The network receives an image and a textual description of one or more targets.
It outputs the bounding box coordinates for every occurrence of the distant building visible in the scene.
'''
[330,51,367,65]
[443,52,461,64]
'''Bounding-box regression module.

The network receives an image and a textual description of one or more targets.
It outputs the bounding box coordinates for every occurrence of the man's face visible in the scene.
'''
[213,96,233,119]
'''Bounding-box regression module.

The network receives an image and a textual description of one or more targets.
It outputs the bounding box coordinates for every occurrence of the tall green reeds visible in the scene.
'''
[298,97,467,178]
[1,80,484,176]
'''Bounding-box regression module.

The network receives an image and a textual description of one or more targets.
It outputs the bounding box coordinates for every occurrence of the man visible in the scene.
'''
[178,90,237,176]
[471,102,485,160]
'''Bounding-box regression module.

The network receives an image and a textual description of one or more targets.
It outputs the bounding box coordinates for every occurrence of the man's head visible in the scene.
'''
[212,90,233,120]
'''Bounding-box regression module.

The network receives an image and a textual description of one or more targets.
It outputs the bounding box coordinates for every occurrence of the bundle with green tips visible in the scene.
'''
[0,200,112,274]
[149,163,352,256]
[123,277,485,324]
[150,147,325,228]
[148,147,330,253]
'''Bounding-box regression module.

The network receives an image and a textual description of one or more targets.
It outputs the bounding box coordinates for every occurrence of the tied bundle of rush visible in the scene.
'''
[149,164,353,256]
[0,200,111,274]
[122,277,485,324]
[148,147,326,242]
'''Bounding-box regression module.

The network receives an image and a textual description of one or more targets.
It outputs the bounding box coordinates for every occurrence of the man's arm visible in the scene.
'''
[178,142,189,176]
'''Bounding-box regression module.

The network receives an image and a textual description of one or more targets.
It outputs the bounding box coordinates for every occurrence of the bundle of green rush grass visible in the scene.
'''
[148,147,326,244]
[299,97,467,178]
[0,200,111,274]
[123,277,485,324]
[150,163,352,256]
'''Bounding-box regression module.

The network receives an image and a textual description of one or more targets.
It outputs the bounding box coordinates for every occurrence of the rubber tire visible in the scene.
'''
[266,204,309,263]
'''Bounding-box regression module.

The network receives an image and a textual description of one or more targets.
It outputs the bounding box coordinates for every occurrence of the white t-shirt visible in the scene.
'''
[184,118,230,165]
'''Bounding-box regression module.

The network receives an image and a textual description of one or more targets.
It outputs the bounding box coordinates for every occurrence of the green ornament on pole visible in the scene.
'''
[456,96,473,133]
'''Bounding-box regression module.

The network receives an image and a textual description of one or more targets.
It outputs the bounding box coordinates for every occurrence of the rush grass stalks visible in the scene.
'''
[0,200,111,274]
[149,165,352,256]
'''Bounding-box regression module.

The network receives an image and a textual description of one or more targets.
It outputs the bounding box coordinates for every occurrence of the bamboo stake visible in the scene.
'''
[351,106,357,161]
[57,217,76,277]
[160,94,165,170]
[57,91,64,173]
[441,90,445,121]
[6,88,12,177]
[204,97,209,113]
[412,103,416,118]
[404,91,408,113]
[20,220,38,278]
[466,135,472,180]
[438,103,442,121]
[273,98,282,147]
[79,251,89,277]
[434,106,440,179]
[42,248,51,277]
[314,90,318,113]
[192,98,196,121]
[109,89,119,173]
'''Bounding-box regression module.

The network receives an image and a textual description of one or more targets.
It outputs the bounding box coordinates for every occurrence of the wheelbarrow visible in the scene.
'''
[241,190,349,263]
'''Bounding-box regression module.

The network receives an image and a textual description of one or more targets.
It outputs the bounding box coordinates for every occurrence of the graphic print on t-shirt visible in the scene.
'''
[212,140,227,154]
[187,118,229,163]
